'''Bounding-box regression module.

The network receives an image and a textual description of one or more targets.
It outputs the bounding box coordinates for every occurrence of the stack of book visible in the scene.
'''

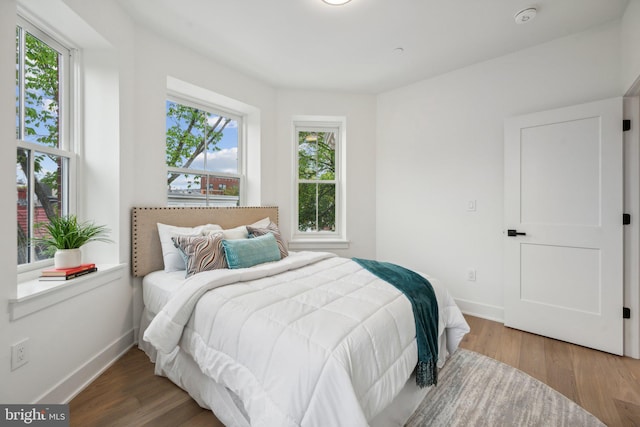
[39,263,98,281]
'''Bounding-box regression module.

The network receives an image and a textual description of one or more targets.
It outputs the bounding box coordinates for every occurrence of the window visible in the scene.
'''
[166,97,243,206]
[16,18,75,267]
[292,117,347,247]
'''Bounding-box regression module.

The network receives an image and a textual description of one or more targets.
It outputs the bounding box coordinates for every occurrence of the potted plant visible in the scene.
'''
[34,215,112,269]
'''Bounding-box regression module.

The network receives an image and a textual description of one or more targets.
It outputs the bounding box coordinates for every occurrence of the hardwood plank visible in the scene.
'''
[471,317,503,359]
[69,349,216,427]
[571,344,624,426]
[494,325,521,366]
[614,398,640,427]
[178,411,225,427]
[458,314,484,350]
[517,330,547,383]
[543,337,578,402]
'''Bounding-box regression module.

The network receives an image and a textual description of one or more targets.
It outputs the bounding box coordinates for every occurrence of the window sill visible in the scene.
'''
[9,264,126,321]
[288,239,350,250]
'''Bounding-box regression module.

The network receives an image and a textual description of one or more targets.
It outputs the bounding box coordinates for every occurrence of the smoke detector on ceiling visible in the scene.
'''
[514,8,537,24]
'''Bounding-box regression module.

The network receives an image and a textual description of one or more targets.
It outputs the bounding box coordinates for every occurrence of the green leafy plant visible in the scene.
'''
[34,215,112,252]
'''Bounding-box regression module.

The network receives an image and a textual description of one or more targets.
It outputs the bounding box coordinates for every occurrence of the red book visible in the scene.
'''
[39,267,97,281]
[40,263,96,277]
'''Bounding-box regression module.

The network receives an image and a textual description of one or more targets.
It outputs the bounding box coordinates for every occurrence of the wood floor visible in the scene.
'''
[459,315,640,427]
[69,315,640,426]
[69,347,221,427]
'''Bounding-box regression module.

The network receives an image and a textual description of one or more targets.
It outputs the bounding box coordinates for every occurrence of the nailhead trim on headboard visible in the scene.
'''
[131,206,279,277]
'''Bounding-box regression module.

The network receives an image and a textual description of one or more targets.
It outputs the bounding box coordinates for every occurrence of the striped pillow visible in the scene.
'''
[246,222,288,259]
[172,233,227,277]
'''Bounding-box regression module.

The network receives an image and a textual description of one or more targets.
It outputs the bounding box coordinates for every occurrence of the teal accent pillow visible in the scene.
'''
[247,222,289,259]
[222,233,281,269]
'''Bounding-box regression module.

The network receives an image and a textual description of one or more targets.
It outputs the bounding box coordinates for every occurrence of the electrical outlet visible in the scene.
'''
[467,269,477,282]
[11,338,29,371]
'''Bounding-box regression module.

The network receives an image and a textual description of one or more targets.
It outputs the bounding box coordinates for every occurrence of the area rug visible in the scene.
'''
[405,349,604,427]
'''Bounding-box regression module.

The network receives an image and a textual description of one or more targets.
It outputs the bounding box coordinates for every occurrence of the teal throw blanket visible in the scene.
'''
[352,258,439,388]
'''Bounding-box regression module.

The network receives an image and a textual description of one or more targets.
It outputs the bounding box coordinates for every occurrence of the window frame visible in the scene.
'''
[291,116,348,248]
[165,93,245,207]
[16,15,78,274]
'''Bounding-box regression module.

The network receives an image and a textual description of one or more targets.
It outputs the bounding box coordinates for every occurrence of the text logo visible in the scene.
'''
[1,405,69,426]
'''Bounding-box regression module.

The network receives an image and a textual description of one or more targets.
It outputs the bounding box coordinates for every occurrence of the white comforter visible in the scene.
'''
[144,251,469,427]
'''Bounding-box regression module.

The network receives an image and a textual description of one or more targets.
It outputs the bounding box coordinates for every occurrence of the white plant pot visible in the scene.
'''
[54,248,82,269]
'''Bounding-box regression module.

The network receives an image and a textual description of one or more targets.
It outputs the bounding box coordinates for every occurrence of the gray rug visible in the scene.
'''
[406,349,604,427]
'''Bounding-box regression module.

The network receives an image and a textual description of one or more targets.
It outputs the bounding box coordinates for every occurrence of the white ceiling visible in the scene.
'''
[117,0,630,94]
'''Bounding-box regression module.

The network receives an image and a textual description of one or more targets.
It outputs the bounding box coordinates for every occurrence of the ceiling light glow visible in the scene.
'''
[322,0,352,5]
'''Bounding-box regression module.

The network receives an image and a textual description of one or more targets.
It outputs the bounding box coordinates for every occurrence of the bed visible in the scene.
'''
[133,206,470,427]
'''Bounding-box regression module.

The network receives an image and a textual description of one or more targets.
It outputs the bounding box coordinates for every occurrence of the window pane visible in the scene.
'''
[34,152,65,213]
[204,112,238,174]
[33,152,66,261]
[167,172,203,205]
[298,183,317,232]
[166,99,243,207]
[23,32,60,147]
[298,130,335,180]
[167,173,240,207]
[298,183,336,232]
[317,183,336,231]
[316,132,336,181]
[166,101,206,169]
[298,132,318,180]
[17,149,67,264]
[166,101,240,174]
[205,176,240,197]
[17,149,30,265]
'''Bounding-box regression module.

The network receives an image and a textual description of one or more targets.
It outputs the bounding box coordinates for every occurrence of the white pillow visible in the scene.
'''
[252,217,271,228]
[202,217,273,240]
[157,222,223,272]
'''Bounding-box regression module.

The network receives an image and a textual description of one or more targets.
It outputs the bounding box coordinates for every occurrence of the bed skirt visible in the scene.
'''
[138,307,431,426]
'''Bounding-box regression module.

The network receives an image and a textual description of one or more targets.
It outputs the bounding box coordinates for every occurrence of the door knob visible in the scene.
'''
[507,229,526,237]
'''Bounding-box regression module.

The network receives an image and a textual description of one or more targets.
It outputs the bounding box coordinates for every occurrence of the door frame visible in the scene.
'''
[623,94,640,359]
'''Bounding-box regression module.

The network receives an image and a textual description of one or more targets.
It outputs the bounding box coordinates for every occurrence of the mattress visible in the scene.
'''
[142,269,187,314]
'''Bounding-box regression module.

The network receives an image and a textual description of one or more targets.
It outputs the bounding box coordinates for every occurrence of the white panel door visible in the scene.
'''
[504,97,623,355]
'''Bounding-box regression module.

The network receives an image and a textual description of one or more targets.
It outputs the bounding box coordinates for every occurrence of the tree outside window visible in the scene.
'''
[297,130,337,232]
[165,99,242,206]
[16,21,72,266]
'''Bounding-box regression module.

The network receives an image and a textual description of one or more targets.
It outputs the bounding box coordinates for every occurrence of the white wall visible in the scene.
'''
[0,0,136,404]
[622,0,640,93]
[276,90,377,259]
[376,23,623,321]
[131,27,279,208]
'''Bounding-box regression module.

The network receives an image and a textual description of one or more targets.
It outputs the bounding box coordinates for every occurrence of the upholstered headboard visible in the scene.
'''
[131,206,279,277]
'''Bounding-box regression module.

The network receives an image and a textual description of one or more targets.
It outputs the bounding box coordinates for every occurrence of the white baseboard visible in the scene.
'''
[35,329,135,404]
[455,298,504,323]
